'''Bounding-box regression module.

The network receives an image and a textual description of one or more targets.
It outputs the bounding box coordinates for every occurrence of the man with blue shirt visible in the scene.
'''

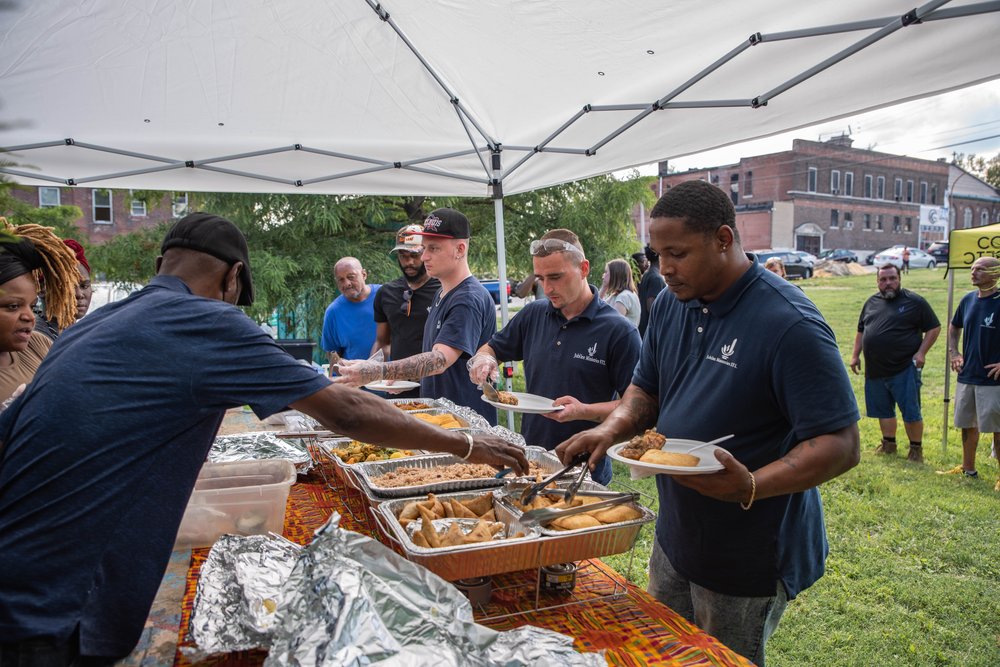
[468,229,641,485]
[0,213,526,666]
[940,256,1000,488]
[321,256,380,371]
[336,208,497,424]
[556,180,859,666]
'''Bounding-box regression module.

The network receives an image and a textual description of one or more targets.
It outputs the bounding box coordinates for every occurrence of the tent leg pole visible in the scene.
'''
[942,265,955,457]
[491,152,515,432]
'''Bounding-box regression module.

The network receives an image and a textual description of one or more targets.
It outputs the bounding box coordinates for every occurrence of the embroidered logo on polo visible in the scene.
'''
[706,337,739,369]
[574,341,606,366]
[985,312,995,329]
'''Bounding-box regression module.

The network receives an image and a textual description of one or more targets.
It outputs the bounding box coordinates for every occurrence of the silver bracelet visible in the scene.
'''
[460,431,475,460]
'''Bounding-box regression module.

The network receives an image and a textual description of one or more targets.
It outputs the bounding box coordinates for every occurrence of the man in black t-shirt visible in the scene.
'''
[637,245,666,338]
[371,224,441,398]
[850,264,940,462]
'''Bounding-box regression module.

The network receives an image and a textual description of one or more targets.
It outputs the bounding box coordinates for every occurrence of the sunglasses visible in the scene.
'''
[399,288,413,316]
[529,238,583,257]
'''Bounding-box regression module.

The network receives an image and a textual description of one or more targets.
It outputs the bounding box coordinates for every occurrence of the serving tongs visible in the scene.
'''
[518,492,640,528]
[519,452,591,505]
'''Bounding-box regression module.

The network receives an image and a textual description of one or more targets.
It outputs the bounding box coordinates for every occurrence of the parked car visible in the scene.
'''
[818,248,858,263]
[478,278,511,304]
[927,241,949,265]
[754,250,812,279]
[865,248,890,266]
[872,246,937,269]
[773,249,817,267]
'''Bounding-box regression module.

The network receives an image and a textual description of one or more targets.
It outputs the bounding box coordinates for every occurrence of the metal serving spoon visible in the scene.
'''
[481,382,502,403]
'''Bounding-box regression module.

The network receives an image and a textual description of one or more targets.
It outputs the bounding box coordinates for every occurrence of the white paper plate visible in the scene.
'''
[365,380,421,392]
[480,391,565,414]
[607,438,726,477]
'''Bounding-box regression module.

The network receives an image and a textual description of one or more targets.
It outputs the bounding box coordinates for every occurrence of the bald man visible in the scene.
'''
[942,256,1000,488]
[321,257,381,371]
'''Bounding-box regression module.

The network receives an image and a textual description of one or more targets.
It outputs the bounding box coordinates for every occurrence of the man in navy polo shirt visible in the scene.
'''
[468,229,640,485]
[0,213,526,666]
[335,208,497,424]
[556,181,859,666]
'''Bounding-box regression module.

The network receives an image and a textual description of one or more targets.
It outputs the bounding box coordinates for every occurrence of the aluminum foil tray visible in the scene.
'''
[316,437,432,491]
[496,480,656,566]
[374,490,543,580]
[404,408,473,431]
[356,447,563,499]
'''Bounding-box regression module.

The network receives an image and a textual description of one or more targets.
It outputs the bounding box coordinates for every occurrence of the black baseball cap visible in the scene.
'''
[161,212,254,306]
[412,208,471,239]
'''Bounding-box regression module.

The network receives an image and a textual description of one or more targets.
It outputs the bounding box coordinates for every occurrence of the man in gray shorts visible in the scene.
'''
[941,256,1000,490]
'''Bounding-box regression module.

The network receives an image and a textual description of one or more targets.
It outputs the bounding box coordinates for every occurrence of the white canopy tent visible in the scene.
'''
[2,0,1000,324]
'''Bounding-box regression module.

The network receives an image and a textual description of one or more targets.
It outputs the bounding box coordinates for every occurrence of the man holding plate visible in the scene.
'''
[556,181,859,666]
[468,229,641,485]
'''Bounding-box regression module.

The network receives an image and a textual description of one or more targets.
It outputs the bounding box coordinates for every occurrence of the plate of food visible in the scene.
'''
[480,391,565,414]
[607,429,727,477]
[364,380,421,392]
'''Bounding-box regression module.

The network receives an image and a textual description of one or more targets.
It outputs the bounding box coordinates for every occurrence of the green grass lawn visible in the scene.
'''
[502,269,1000,666]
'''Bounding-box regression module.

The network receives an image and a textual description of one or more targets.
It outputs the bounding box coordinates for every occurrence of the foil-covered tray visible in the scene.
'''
[356,446,563,499]
[374,490,543,580]
[208,431,312,474]
[496,480,656,566]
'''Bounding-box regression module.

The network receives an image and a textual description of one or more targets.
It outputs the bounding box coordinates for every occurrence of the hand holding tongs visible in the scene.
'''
[520,452,592,505]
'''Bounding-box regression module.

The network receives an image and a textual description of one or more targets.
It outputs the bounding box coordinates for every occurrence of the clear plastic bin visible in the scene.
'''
[174,459,296,549]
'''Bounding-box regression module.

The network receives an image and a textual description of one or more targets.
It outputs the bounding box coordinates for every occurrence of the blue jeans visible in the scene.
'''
[648,538,787,666]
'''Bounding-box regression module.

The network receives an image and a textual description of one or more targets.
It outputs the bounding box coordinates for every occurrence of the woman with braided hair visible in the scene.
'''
[0,218,79,401]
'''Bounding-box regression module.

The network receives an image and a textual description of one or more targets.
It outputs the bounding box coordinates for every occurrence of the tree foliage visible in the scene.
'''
[951,151,1000,189]
[4,172,654,342]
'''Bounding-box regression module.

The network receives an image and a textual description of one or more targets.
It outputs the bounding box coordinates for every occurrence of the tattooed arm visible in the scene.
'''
[554,384,658,473]
[672,424,860,504]
[333,344,459,386]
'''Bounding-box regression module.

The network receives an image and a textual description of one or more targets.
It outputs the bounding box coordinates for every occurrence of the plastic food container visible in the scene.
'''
[174,459,296,549]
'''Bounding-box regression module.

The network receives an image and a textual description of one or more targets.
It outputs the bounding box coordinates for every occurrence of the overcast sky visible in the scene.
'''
[632,79,1000,176]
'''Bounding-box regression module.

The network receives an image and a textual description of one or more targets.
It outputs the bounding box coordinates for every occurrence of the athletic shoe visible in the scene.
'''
[994,478,1000,492]
[936,465,978,477]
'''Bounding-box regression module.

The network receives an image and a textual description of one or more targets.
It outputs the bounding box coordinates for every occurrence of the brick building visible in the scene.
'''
[7,186,186,243]
[637,137,1000,255]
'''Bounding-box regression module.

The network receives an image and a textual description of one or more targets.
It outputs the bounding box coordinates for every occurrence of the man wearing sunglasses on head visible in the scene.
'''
[468,229,641,485]
[370,224,441,399]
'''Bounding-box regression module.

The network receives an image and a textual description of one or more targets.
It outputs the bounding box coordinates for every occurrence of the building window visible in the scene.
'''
[982,210,990,226]
[919,181,928,204]
[92,190,112,225]
[906,180,914,202]
[130,200,147,217]
[38,187,61,208]
[904,217,912,232]
[729,174,739,205]
[830,209,839,227]
[876,215,883,231]
[863,213,871,230]
[831,170,841,194]
[844,172,854,196]
[894,178,902,201]
[864,175,873,198]
[807,167,817,192]
[876,176,886,200]
[963,207,972,228]
[930,185,938,205]
[172,193,189,218]
[893,216,901,232]
[844,212,854,229]
[744,171,753,196]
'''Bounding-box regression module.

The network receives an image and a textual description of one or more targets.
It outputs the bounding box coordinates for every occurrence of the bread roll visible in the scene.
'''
[639,449,700,467]
[593,505,642,524]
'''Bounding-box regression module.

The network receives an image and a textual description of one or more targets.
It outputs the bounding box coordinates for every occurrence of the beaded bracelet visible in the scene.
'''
[740,470,756,511]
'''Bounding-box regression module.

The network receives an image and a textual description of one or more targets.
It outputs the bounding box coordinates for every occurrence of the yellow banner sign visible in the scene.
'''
[948,223,1000,269]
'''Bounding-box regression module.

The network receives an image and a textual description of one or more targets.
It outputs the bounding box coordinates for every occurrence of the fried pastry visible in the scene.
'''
[639,449,699,467]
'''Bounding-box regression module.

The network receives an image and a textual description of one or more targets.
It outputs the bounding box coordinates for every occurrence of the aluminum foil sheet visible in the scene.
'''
[264,513,604,667]
[188,534,301,653]
[209,431,312,474]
